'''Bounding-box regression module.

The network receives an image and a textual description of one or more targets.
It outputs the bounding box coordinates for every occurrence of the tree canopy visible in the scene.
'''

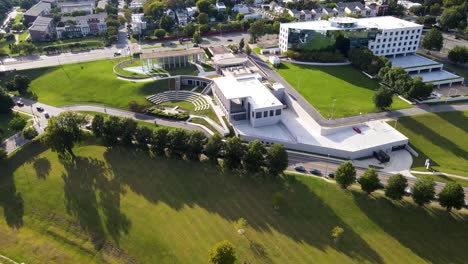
[438,182,465,211]
[385,174,408,200]
[412,177,436,206]
[335,161,356,189]
[422,28,443,51]
[359,168,381,194]
[208,240,236,264]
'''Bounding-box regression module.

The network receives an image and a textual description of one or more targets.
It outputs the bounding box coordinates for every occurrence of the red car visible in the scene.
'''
[353,127,362,134]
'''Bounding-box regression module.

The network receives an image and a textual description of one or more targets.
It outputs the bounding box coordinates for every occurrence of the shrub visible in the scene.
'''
[23,127,38,140]
[148,107,189,120]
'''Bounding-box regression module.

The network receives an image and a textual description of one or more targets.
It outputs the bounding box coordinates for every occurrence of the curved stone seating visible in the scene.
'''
[146,90,210,112]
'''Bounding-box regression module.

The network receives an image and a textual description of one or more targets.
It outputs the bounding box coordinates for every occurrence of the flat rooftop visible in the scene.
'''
[281,16,422,31]
[390,54,442,69]
[411,70,463,83]
[213,76,283,109]
[24,2,51,17]
[235,109,408,153]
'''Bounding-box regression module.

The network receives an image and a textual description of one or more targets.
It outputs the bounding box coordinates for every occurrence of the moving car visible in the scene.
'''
[328,172,335,178]
[16,100,24,107]
[36,106,44,112]
[353,127,362,134]
[44,111,50,118]
[294,166,306,173]
[114,50,122,56]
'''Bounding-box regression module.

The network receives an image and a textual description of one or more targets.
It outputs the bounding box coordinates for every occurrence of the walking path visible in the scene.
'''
[410,170,468,180]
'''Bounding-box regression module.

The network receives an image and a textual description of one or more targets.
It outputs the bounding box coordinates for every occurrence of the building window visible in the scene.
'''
[376,45,380,48]
[395,31,399,35]
[398,43,401,46]
[400,37,403,40]
[375,50,379,54]
[263,111,268,117]
[256,112,261,119]
[397,48,400,51]
[390,32,393,36]
[384,32,387,36]
[275,109,281,115]
[252,111,254,117]
[409,41,412,45]
[405,36,408,40]
[270,110,274,116]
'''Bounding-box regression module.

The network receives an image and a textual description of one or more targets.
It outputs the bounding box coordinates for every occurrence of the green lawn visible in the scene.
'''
[275,62,411,118]
[0,112,31,141]
[0,140,467,263]
[1,60,170,109]
[161,100,221,125]
[391,111,468,177]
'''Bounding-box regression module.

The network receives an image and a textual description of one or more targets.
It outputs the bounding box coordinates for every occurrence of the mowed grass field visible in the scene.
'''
[392,111,468,177]
[1,140,467,263]
[2,60,170,109]
[275,62,411,118]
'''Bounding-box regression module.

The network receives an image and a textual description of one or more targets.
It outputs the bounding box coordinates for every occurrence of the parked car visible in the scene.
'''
[114,50,122,56]
[36,106,44,112]
[294,166,306,173]
[44,111,50,118]
[310,169,322,176]
[373,150,390,163]
[353,127,361,134]
[328,172,335,178]
[16,100,24,107]
[227,39,233,42]
[193,43,199,47]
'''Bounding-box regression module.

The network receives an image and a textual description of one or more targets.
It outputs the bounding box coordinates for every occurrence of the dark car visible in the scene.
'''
[373,150,390,163]
[17,100,24,107]
[310,169,322,176]
[294,166,306,173]
[353,127,361,134]
[227,39,233,42]
[36,106,44,112]
[44,111,50,118]
[328,172,335,178]
[193,43,199,47]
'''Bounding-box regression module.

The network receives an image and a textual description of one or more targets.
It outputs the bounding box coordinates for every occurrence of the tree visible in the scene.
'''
[359,168,381,194]
[42,112,86,157]
[91,115,105,137]
[135,126,153,150]
[272,191,284,210]
[167,129,188,158]
[439,7,465,30]
[103,116,123,145]
[448,46,468,64]
[422,28,443,51]
[0,148,7,161]
[438,182,465,212]
[331,226,344,243]
[8,116,27,131]
[154,28,166,39]
[429,3,441,15]
[193,31,202,44]
[407,76,433,99]
[197,12,209,24]
[248,20,266,43]
[243,140,266,173]
[152,127,169,155]
[238,38,245,51]
[159,15,174,32]
[183,23,196,37]
[204,134,224,163]
[412,177,436,206]
[208,240,236,264]
[7,75,31,93]
[385,174,408,200]
[236,13,244,21]
[22,127,38,140]
[387,2,405,16]
[245,45,252,56]
[265,144,288,176]
[224,137,245,169]
[374,88,394,110]
[335,161,356,189]
[0,87,14,113]
[196,0,212,14]
[144,1,166,20]
[186,131,206,160]
[121,118,137,146]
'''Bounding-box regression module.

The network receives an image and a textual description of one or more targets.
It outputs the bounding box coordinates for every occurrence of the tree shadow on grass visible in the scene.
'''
[103,147,383,263]
[61,156,131,249]
[0,141,48,228]
[139,79,170,96]
[351,192,468,264]
[433,110,468,135]
[32,157,51,180]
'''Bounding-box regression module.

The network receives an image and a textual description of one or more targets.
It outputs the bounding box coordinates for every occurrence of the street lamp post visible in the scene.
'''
[330,99,337,120]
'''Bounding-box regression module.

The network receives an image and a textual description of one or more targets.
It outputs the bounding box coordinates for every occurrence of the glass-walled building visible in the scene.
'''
[279,16,423,58]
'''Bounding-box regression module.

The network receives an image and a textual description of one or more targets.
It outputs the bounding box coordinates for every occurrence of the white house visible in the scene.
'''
[233,4,250,15]
[131,13,146,34]
[216,2,226,12]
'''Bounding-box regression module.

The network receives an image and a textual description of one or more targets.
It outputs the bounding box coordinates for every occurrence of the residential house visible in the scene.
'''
[24,1,51,25]
[216,2,226,12]
[186,6,197,17]
[301,9,314,21]
[29,16,55,42]
[233,4,250,15]
[131,13,146,34]
[165,9,176,20]
[336,2,375,17]
[57,13,107,38]
[176,9,189,25]
[129,0,145,9]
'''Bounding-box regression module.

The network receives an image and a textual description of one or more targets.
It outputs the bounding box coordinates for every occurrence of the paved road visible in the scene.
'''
[287,150,468,203]
[2,97,208,154]
[249,52,468,127]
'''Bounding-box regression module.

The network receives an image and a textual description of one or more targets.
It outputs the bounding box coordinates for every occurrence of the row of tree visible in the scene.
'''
[334,162,465,212]
[42,112,289,176]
